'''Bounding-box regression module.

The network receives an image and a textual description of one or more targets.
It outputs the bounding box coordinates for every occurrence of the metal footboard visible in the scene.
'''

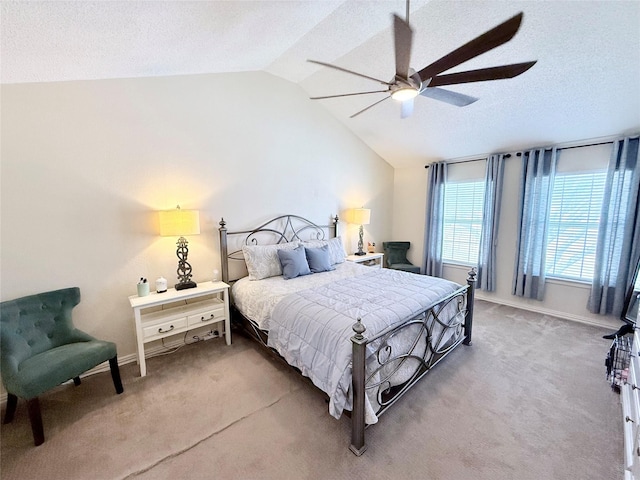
[349,269,476,455]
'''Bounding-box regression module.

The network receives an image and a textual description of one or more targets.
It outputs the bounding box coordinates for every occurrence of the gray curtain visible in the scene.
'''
[477,154,505,291]
[588,135,640,316]
[424,162,447,277]
[512,147,558,300]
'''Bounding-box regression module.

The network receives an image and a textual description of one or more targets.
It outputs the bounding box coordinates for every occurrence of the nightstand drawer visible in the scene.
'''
[187,306,225,327]
[129,281,231,377]
[143,317,188,340]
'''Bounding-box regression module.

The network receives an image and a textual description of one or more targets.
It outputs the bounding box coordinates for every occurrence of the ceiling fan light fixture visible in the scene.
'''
[391,87,419,101]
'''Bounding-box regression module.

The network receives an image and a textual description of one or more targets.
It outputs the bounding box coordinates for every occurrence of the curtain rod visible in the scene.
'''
[424,139,615,168]
[424,155,519,168]
[558,140,613,151]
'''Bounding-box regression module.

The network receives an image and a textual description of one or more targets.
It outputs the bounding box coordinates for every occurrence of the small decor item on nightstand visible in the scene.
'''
[159,205,201,290]
[137,278,149,297]
[155,277,167,293]
[367,242,375,253]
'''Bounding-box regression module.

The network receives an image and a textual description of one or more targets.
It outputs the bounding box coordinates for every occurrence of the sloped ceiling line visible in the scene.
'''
[1,1,638,169]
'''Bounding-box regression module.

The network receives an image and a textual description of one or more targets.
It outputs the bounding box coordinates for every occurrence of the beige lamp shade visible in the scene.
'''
[347,208,371,225]
[159,207,200,237]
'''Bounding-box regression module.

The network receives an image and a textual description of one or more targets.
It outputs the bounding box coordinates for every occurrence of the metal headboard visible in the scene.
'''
[218,214,339,284]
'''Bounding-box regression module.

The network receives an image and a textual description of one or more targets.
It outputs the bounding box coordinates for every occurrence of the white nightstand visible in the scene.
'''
[128,281,231,377]
[346,252,384,269]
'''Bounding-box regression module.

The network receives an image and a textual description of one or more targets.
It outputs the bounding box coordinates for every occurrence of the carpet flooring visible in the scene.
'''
[0,300,623,479]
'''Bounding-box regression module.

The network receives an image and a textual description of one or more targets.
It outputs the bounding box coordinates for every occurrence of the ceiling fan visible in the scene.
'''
[307,3,537,119]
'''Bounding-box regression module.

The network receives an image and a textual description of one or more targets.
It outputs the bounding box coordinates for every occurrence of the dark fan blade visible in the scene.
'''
[349,96,391,118]
[393,14,413,80]
[401,98,414,118]
[429,61,536,87]
[417,12,524,82]
[310,90,389,100]
[307,60,392,85]
[420,87,478,107]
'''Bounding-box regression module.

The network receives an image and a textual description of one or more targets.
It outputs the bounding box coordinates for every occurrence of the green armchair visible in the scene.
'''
[1,287,123,446]
[383,241,421,274]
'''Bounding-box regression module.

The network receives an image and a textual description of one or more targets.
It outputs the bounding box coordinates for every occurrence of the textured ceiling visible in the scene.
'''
[2,0,639,168]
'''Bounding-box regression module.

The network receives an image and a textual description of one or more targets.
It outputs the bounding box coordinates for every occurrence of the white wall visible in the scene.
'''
[0,72,394,360]
[391,166,427,251]
[394,145,622,330]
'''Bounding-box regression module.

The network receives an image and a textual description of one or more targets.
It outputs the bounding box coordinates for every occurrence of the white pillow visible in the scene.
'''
[242,242,300,280]
[303,236,346,265]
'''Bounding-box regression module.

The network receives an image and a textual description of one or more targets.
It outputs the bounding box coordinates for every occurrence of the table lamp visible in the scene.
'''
[348,208,371,256]
[159,205,200,290]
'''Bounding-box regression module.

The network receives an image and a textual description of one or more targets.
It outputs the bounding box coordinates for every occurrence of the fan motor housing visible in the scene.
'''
[389,72,423,100]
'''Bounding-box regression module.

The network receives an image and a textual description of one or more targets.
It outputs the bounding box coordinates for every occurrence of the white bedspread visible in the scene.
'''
[265,269,461,423]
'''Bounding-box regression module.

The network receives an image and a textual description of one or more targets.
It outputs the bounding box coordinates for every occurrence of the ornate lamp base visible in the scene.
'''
[175,281,197,290]
[354,225,366,256]
[175,236,197,290]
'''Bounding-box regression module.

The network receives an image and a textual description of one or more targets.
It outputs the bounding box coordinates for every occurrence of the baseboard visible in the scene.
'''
[475,293,618,330]
[0,338,204,406]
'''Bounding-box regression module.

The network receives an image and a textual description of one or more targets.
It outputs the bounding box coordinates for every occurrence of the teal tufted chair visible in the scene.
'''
[383,242,421,274]
[0,287,123,446]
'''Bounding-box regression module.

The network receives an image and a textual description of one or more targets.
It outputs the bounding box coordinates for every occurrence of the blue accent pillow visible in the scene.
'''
[305,245,335,273]
[277,245,311,280]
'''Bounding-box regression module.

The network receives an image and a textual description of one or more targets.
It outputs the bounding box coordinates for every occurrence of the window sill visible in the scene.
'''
[546,277,592,290]
[443,261,476,269]
[444,263,593,290]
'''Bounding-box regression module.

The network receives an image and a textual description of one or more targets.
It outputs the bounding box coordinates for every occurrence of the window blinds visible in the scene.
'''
[442,180,486,264]
[545,171,607,281]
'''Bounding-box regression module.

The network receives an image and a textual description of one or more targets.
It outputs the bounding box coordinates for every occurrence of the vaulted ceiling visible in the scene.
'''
[2,0,639,168]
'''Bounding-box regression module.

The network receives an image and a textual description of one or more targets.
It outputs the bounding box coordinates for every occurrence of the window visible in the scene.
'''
[545,171,606,281]
[544,143,610,282]
[442,180,485,264]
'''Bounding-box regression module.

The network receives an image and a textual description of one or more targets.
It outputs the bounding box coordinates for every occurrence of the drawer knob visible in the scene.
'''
[201,313,216,322]
[158,325,174,334]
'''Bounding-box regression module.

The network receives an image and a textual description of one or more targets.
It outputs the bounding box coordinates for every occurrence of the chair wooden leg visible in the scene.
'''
[109,356,124,394]
[4,393,17,424]
[73,376,81,386]
[26,398,44,446]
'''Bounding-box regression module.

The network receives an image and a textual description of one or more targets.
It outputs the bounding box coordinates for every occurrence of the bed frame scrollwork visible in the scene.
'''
[349,270,475,455]
[219,214,338,286]
[218,214,475,456]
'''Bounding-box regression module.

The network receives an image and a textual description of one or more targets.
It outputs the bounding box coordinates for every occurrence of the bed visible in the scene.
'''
[219,214,476,455]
